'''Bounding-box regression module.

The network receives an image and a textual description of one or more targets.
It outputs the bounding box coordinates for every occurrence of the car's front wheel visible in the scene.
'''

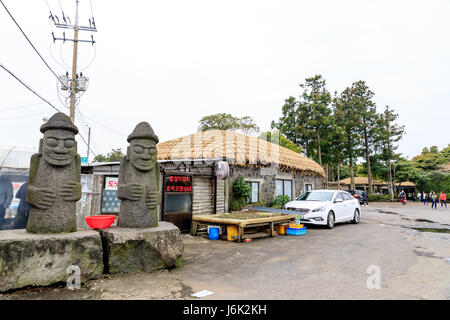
[352,208,360,224]
[326,211,335,229]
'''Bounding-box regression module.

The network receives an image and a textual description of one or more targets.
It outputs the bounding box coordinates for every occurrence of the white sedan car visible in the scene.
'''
[283,190,361,229]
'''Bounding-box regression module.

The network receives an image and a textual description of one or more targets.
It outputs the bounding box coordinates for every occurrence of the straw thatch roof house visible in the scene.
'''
[328,176,416,196]
[157,130,324,177]
[337,177,387,187]
[328,176,388,193]
[395,181,416,187]
[82,130,325,231]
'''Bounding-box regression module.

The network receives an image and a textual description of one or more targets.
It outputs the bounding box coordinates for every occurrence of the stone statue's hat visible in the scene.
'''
[127,122,159,143]
[40,112,78,134]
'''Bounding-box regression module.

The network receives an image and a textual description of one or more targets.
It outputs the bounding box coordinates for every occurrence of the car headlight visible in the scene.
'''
[312,206,326,212]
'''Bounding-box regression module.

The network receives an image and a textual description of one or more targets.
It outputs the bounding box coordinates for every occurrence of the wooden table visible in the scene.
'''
[190,213,296,242]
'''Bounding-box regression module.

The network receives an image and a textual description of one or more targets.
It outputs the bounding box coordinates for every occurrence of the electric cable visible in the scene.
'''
[82,114,128,138]
[0,0,66,87]
[78,130,97,157]
[80,45,96,72]
[0,62,62,112]
[0,100,57,112]
[0,111,51,120]
[75,115,100,158]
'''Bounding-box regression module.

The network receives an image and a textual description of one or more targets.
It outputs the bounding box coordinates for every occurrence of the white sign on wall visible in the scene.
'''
[104,177,119,190]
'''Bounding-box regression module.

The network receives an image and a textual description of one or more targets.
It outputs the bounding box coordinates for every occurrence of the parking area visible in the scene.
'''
[2,202,449,300]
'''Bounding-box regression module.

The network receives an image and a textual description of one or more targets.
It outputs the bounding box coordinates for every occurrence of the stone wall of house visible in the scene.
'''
[228,165,324,207]
[292,174,324,198]
[85,161,324,219]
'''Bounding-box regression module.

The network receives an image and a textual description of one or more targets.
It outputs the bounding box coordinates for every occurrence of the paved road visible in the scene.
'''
[2,202,449,300]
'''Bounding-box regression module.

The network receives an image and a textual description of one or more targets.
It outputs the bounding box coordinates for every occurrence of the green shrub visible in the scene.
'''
[368,194,381,202]
[271,195,291,208]
[232,175,251,202]
[229,200,244,212]
[367,194,391,202]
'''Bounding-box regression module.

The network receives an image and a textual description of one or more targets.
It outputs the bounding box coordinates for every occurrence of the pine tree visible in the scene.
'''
[378,106,405,201]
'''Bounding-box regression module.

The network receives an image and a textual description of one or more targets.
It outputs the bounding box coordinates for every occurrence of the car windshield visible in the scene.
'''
[296,191,334,202]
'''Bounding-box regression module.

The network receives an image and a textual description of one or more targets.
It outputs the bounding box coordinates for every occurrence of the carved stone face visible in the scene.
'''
[42,129,77,167]
[129,139,157,171]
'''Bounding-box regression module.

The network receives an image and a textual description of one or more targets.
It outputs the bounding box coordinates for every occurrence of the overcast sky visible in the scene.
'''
[1,0,449,161]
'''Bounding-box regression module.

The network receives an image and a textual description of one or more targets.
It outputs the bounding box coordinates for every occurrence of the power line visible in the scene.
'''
[0,62,62,112]
[0,0,66,87]
[0,111,50,120]
[78,130,97,157]
[82,114,128,138]
[0,100,57,112]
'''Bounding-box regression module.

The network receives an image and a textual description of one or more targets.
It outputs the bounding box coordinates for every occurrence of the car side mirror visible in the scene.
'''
[334,199,343,203]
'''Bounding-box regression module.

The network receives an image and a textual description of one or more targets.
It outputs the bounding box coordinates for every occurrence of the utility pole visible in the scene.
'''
[69,0,79,124]
[49,0,97,124]
[87,126,91,162]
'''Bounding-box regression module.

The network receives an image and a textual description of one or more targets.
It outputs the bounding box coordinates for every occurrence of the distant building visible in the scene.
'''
[328,177,389,193]
[328,176,417,198]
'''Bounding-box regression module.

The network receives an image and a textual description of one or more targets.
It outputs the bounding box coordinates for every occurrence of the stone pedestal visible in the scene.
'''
[99,221,183,275]
[0,229,103,292]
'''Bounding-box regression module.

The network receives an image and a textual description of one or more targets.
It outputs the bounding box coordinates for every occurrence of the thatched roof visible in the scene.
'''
[339,177,387,186]
[338,177,417,187]
[156,130,325,177]
[395,181,416,187]
[439,163,450,173]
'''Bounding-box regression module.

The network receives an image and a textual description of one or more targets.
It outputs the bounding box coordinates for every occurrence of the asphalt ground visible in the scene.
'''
[2,202,449,300]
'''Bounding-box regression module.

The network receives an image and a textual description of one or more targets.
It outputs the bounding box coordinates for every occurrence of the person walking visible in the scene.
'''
[400,190,406,205]
[0,175,14,230]
[362,190,369,206]
[417,192,422,202]
[14,182,30,229]
[423,192,428,206]
[431,191,438,210]
[439,191,447,208]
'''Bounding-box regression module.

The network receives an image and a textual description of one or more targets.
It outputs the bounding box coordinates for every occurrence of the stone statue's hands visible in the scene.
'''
[61,182,81,201]
[117,184,145,201]
[145,191,160,210]
[129,184,145,201]
[33,187,56,210]
[117,184,144,201]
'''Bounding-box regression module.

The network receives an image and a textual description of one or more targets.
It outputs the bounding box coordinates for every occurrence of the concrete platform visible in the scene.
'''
[0,229,103,292]
[100,221,183,275]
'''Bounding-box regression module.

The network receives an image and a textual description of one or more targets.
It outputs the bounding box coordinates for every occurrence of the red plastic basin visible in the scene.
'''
[85,215,116,229]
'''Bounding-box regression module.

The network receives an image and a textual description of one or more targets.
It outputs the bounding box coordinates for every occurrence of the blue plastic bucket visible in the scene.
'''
[208,226,220,240]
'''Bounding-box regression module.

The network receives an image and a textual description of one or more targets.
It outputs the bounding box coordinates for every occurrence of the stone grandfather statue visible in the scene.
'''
[117,122,160,228]
[26,112,81,234]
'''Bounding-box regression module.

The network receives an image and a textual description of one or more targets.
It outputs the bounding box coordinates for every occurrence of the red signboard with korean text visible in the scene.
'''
[165,175,192,193]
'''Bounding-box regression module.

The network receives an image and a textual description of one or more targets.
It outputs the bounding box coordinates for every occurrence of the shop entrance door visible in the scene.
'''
[162,173,193,231]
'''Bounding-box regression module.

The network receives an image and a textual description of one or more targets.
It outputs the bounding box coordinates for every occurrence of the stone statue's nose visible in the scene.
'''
[55,140,66,152]
[141,152,151,159]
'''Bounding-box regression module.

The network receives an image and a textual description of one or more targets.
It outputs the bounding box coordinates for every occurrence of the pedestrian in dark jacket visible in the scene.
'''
[0,175,14,230]
[362,191,369,206]
[14,182,30,229]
